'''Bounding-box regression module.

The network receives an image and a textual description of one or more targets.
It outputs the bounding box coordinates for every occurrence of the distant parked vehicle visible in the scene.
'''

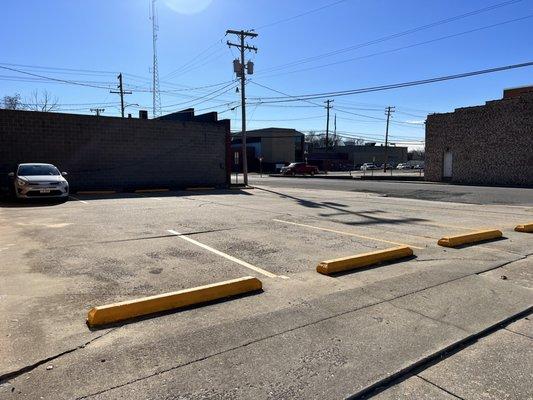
[360,163,377,171]
[397,163,407,170]
[280,162,319,176]
[8,163,69,200]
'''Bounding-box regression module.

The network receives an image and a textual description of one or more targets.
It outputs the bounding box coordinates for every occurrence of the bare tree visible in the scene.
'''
[25,90,59,112]
[305,131,344,149]
[2,93,23,110]
[408,148,426,161]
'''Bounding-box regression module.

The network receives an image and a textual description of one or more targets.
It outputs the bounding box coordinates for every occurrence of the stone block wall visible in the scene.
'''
[425,92,533,186]
[0,109,230,191]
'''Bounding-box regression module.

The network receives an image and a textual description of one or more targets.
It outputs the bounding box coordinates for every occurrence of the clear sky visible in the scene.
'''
[1,0,532,146]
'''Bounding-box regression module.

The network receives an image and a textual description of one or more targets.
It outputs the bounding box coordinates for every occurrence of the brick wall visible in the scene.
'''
[0,109,230,191]
[425,92,533,186]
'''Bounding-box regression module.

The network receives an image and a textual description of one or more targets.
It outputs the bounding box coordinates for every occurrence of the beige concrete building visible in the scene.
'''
[231,128,304,172]
[425,86,533,186]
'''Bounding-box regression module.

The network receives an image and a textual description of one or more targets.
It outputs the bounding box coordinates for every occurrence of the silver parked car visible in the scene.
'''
[8,163,69,199]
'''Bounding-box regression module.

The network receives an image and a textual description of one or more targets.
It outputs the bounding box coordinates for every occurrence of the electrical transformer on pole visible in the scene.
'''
[226,29,258,186]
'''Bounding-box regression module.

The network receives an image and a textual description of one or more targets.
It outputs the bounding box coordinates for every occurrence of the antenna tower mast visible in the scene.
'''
[150,0,162,117]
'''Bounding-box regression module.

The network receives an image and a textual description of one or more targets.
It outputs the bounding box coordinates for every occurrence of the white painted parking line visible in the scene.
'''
[167,229,284,279]
[69,195,88,204]
[273,219,425,250]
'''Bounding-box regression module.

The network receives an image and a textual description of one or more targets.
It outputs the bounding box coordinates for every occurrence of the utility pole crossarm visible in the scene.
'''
[226,29,258,38]
[226,42,258,52]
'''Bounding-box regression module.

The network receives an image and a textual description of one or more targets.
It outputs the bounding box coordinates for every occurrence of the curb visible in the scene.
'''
[317,246,413,275]
[514,223,533,233]
[76,190,117,195]
[87,276,262,327]
[185,187,215,191]
[348,306,533,399]
[438,229,502,247]
[134,188,169,193]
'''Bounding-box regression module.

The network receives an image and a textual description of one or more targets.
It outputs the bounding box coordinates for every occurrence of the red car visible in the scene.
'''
[281,162,319,176]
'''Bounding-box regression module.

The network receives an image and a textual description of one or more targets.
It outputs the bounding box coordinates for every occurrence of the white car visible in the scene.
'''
[360,163,377,171]
[8,163,69,200]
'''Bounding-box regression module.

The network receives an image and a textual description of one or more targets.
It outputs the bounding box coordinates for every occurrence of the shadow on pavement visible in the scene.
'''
[69,188,253,203]
[0,197,68,208]
[320,255,418,278]
[256,187,429,226]
[452,236,508,249]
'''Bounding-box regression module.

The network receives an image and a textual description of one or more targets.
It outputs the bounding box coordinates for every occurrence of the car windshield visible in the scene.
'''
[18,165,60,176]
[288,163,301,167]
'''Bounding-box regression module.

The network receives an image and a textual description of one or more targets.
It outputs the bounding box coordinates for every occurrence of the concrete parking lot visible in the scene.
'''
[0,182,532,399]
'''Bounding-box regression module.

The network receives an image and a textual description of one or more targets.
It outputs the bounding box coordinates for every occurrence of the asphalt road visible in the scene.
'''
[248,175,533,206]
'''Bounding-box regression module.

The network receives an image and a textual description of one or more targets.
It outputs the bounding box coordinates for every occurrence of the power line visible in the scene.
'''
[256,0,524,74]
[0,65,113,89]
[248,62,533,103]
[159,80,237,108]
[254,0,351,30]
[161,37,225,80]
[257,14,533,78]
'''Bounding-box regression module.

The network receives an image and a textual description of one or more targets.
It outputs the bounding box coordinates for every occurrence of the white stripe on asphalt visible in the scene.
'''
[69,195,88,204]
[273,219,425,250]
[167,229,283,279]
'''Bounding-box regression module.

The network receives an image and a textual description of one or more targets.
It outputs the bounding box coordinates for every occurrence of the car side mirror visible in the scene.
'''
[7,172,14,178]
[61,172,68,176]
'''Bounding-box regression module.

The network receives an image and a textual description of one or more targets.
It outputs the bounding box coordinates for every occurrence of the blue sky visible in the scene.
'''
[1,0,532,146]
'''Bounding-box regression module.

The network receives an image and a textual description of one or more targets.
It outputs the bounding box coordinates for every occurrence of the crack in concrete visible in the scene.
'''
[386,301,470,335]
[73,257,530,399]
[503,327,533,340]
[350,306,533,399]
[415,375,465,400]
[475,252,532,276]
[0,328,116,383]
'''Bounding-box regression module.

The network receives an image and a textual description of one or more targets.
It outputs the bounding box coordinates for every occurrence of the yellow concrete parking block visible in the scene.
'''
[316,245,413,275]
[514,223,533,233]
[87,276,262,327]
[134,188,169,193]
[437,229,502,247]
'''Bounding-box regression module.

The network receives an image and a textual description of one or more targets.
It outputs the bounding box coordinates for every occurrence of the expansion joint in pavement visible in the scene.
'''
[415,375,465,400]
[349,307,533,399]
[0,328,117,383]
[76,265,529,399]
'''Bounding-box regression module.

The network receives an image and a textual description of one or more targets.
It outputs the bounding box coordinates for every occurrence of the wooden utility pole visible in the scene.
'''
[90,108,105,116]
[226,29,258,186]
[324,99,334,150]
[110,73,132,118]
[383,106,395,172]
